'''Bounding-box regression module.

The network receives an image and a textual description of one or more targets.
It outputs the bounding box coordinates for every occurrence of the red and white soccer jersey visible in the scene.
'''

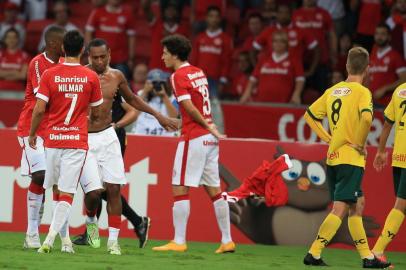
[253,23,317,59]
[170,63,220,187]
[149,18,189,71]
[230,72,250,98]
[250,52,304,103]
[191,29,233,81]
[357,0,382,36]
[292,6,333,64]
[86,5,135,65]
[37,62,103,193]
[0,49,30,91]
[36,62,103,149]
[17,53,58,176]
[369,46,406,105]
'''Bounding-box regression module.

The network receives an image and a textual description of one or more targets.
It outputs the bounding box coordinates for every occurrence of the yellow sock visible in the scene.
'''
[348,216,372,259]
[309,213,342,258]
[373,208,405,255]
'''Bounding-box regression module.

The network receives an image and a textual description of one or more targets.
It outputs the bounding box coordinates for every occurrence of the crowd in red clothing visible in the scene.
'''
[0,0,405,107]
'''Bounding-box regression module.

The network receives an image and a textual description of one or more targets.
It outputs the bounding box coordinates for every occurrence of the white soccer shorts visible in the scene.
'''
[18,136,46,176]
[80,126,126,185]
[172,133,220,187]
[43,148,87,194]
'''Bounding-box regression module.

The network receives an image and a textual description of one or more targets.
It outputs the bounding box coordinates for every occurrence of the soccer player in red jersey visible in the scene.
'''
[241,31,305,104]
[153,34,235,254]
[29,30,103,254]
[369,23,406,106]
[17,26,65,249]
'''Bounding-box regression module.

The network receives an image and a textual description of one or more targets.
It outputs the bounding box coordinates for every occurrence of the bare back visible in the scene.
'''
[88,67,122,132]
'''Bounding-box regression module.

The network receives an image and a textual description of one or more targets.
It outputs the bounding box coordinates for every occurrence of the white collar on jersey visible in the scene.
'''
[62,62,81,66]
[206,28,222,38]
[179,62,190,68]
[105,5,123,13]
[272,51,289,63]
[377,46,392,59]
[164,22,179,33]
[42,52,55,64]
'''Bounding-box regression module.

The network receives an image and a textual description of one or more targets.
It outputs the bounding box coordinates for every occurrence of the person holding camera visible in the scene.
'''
[131,69,179,136]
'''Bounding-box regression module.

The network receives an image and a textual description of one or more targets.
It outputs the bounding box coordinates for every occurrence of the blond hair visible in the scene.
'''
[346,47,369,75]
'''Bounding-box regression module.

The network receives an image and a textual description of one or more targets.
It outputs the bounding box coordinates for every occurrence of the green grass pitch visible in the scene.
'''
[0,232,405,270]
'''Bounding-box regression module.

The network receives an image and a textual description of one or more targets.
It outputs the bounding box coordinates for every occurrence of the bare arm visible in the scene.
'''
[0,64,28,80]
[240,79,257,103]
[305,45,320,77]
[304,112,331,143]
[128,35,135,69]
[141,0,155,23]
[84,31,93,45]
[374,71,406,99]
[114,102,138,129]
[328,30,338,66]
[161,94,178,118]
[374,120,393,171]
[290,79,305,105]
[28,99,47,149]
[180,99,224,138]
[117,71,178,130]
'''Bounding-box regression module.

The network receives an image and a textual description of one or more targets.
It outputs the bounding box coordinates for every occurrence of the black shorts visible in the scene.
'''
[327,164,364,203]
[393,167,406,199]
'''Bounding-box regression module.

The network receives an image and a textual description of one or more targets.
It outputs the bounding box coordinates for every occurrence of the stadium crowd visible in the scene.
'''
[0,0,405,108]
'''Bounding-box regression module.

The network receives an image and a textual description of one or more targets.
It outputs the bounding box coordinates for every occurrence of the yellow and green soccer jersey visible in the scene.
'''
[307,81,373,167]
[384,83,406,169]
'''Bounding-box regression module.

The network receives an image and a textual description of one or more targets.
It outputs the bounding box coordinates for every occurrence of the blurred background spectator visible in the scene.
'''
[369,23,406,106]
[0,28,29,91]
[0,2,25,48]
[226,51,254,100]
[131,63,148,93]
[240,31,304,104]
[85,0,135,78]
[24,0,47,21]
[37,0,78,52]
[130,68,178,136]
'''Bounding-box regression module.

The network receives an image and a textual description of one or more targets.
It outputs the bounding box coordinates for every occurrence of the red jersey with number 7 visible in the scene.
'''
[170,63,212,140]
[36,63,103,150]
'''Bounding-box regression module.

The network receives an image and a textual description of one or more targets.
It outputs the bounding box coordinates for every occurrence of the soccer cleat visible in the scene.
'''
[61,239,75,254]
[375,254,394,269]
[107,241,121,255]
[134,217,151,248]
[86,223,100,248]
[362,256,392,269]
[303,253,328,266]
[215,241,236,254]
[152,241,187,252]
[23,233,41,249]
[37,242,52,254]
[72,232,88,245]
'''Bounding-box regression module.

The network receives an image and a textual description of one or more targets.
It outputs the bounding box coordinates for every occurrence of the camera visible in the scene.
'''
[152,81,165,92]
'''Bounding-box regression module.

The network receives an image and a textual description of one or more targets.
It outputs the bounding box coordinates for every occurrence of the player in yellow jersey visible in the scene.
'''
[372,82,406,266]
[302,47,391,269]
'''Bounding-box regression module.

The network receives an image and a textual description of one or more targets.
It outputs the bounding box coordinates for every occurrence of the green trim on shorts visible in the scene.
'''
[327,164,364,203]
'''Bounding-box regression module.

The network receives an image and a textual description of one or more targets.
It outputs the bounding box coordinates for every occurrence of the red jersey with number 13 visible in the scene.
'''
[170,63,212,140]
[36,63,103,149]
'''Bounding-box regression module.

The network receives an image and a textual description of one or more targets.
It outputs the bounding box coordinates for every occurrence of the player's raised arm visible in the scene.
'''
[117,71,179,131]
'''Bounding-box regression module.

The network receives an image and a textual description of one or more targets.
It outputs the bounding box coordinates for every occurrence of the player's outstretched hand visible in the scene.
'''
[373,151,388,172]
[208,124,226,139]
[157,114,180,131]
[28,135,37,149]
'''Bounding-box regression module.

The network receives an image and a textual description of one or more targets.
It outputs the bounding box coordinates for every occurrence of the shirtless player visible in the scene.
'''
[80,38,178,255]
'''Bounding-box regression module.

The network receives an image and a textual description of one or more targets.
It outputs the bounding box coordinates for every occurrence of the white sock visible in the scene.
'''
[173,200,190,245]
[86,215,97,224]
[52,199,69,239]
[48,201,71,246]
[108,228,120,242]
[213,198,232,244]
[27,191,43,235]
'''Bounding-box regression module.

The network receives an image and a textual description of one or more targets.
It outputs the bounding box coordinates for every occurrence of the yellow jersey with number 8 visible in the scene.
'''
[307,81,373,167]
[384,83,406,169]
